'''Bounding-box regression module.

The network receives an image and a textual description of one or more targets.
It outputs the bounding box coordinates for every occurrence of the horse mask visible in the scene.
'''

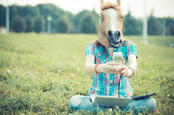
[98,0,123,48]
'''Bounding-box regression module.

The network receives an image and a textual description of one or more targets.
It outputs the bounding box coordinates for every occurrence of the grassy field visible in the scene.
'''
[0,33,174,115]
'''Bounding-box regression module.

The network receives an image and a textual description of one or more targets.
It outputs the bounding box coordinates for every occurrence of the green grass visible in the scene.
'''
[0,33,174,115]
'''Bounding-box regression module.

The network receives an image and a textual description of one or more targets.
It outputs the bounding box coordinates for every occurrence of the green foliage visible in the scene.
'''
[0,4,174,35]
[72,10,99,33]
[37,4,64,19]
[23,5,39,17]
[80,13,98,33]
[148,11,162,35]
[0,34,174,114]
[25,16,34,32]
[34,16,45,33]
[73,10,89,28]
[167,21,174,35]
[123,11,142,35]
[0,5,5,27]
[54,16,70,33]
[12,17,26,33]
[166,18,174,35]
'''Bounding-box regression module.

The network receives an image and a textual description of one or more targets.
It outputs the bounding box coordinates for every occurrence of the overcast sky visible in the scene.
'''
[0,0,174,18]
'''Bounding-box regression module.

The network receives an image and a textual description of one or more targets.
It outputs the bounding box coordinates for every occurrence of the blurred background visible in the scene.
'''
[0,0,174,35]
[0,0,174,114]
[0,0,174,46]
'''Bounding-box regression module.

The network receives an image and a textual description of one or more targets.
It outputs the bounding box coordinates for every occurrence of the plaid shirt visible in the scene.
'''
[85,40,138,98]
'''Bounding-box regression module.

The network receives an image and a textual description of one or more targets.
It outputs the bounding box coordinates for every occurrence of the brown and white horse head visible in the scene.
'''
[98,0,123,48]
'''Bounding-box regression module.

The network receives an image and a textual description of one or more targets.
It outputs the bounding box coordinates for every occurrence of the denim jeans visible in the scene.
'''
[70,95,156,114]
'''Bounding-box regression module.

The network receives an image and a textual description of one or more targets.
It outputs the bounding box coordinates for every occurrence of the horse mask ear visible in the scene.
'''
[101,0,120,6]
[101,0,104,5]
[117,0,121,6]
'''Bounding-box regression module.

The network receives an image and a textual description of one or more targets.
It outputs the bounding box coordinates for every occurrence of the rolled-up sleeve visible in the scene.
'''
[85,43,95,57]
[127,43,138,59]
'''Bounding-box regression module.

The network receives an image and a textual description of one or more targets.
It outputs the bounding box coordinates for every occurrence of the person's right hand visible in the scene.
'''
[97,62,119,74]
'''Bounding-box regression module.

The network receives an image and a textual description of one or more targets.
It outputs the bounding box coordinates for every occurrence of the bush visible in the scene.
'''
[80,13,97,34]
[54,16,70,33]
[12,17,26,33]
[25,16,34,33]
[34,16,45,33]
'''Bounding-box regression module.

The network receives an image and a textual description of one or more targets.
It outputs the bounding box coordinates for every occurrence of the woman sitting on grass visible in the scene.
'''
[70,0,156,114]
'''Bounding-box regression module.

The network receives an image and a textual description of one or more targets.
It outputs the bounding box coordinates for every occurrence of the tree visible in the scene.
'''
[12,17,26,33]
[25,16,34,32]
[165,18,174,35]
[167,22,174,35]
[0,5,5,27]
[37,4,64,20]
[148,11,162,35]
[80,13,97,33]
[23,5,39,17]
[3,4,174,35]
[72,10,98,33]
[73,10,90,29]
[10,5,19,31]
[34,16,45,33]
[54,16,70,33]
[123,11,142,35]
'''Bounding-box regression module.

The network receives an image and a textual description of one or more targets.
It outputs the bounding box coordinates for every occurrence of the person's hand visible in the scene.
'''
[116,65,133,78]
[97,62,119,74]
[112,57,126,74]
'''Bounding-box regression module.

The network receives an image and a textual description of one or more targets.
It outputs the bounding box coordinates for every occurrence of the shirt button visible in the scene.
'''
[110,80,113,84]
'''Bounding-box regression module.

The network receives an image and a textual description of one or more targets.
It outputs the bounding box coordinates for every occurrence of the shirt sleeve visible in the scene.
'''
[127,42,138,59]
[85,43,95,57]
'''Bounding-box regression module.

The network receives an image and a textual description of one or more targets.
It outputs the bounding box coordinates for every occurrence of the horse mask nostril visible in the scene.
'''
[114,31,121,38]
[117,31,120,37]
[108,31,112,37]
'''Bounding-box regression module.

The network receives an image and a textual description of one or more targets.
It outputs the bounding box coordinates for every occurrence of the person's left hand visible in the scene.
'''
[116,65,133,78]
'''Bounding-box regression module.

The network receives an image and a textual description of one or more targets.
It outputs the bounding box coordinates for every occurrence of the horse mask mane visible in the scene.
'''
[98,0,123,48]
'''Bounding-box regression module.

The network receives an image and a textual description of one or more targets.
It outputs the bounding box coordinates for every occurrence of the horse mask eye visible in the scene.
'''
[100,13,104,22]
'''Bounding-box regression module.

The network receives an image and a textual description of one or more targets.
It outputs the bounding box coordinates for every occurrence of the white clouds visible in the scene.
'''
[0,0,174,17]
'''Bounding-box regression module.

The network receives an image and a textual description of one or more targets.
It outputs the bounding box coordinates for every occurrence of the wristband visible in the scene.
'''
[95,64,101,74]
[128,66,134,78]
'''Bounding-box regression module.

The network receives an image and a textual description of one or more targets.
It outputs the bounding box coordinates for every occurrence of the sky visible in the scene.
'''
[0,0,174,18]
